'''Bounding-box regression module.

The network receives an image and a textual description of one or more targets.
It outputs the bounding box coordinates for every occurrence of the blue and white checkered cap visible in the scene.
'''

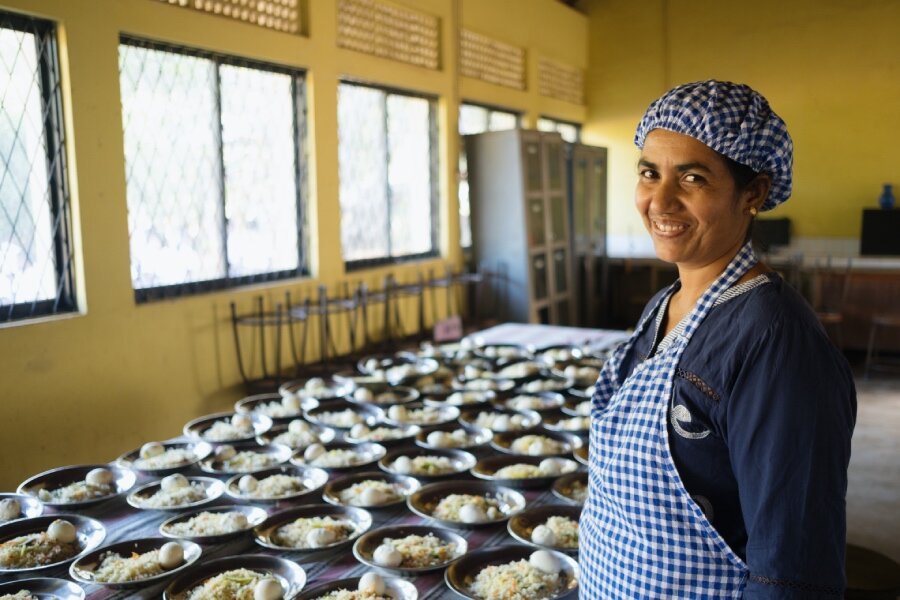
[634,80,793,210]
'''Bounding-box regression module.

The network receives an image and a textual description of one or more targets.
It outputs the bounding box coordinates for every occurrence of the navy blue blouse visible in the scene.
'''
[618,272,857,598]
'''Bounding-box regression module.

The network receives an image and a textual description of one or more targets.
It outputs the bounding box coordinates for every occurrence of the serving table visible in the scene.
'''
[2,323,629,599]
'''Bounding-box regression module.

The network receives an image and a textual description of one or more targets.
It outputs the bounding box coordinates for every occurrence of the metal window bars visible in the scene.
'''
[229,264,499,391]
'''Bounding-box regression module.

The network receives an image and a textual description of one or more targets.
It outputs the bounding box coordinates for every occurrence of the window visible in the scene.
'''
[538,116,581,143]
[0,12,75,323]
[338,81,438,268]
[118,38,307,301]
[458,102,520,248]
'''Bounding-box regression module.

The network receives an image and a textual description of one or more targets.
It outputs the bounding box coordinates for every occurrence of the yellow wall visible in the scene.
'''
[582,0,900,240]
[0,0,587,489]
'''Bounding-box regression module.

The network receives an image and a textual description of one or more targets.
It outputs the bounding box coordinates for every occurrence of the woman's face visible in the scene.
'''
[636,128,756,270]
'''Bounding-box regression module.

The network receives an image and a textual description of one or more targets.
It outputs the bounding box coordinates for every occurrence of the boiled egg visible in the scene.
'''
[85,468,114,487]
[353,388,374,402]
[238,475,258,494]
[158,541,184,569]
[304,377,325,391]
[459,502,488,523]
[288,419,310,434]
[160,473,189,493]
[528,440,551,456]
[359,487,390,506]
[426,431,449,448]
[140,442,165,459]
[373,543,402,567]
[387,405,407,421]
[0,498,20,521]
[576,401,591,416]
[281,395,301,413]
[254,577,283,600]
[510,415,527,428]
[358,572,386,594]
[215,445,236,461]
[306,528,336,547]
[529,550,561,574]
[538,458,564,476]
[391,456,413,474]
[531,524,557,546]
[493,415,510,431]
[303,443,325,462]
[47,519,76,544]
[231,414,252,430]
[350,424,370,439]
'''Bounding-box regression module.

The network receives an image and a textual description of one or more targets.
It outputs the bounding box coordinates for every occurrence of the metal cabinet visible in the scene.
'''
[465,129,575,325]
[569,144,608,327]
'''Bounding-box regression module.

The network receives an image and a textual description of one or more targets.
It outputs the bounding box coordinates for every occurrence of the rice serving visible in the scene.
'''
[37,481,113,503]
[471,412,529,432]
[542,516,578,548]
[0,592,38,600]
[272,516,355,549]
[552,417,590,431]
[0,532,78,569]
[250,400,301,418]
[519,380,565,393]
[338,480,402,506]
[309,449,366,468]
[202,421,253,442]
[433,494,501,521]
[506,396,551,412]
[221,451,280,472]
[136,482,208,508]
[567,481,587,503]
[186,568,265,600]
[509,435,565,455]
[350,427,408,442]
[391,407,442,424]
[271,429,320,448]
[164,511,250,537]
[392,455,456,476]
[379,533,457,568]
[93,548,165,583]
[314,591,392,600]
[135,448,196,470]
[314,410,364,428]
[493,464,544,479]
[470,559,562,600]
[243,474,307,499]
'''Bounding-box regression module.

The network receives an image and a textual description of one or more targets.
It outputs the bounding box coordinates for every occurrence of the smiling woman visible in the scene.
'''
[579,80,857,600]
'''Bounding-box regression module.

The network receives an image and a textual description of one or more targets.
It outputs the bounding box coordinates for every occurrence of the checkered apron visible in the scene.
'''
[580,242,757,598]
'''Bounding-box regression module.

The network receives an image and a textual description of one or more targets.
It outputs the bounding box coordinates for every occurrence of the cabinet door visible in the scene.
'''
[572,156,589,247]
[549,194,567,243]
[546,139,564,192]
[553,248,569,294]
[531,253,549,301]
[591,154,607,254]
[524,141,543,193]
[527,197,546,247]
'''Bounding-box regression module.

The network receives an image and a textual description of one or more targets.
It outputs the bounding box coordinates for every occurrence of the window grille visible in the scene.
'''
[118,37,307,301]
[538,57,584,105]
[152,0,301,34]
[538,116,581,144]
[459,29,525,91]
[338,81,438,269]
[337,0,440,70]
[458,102,520,249]
[0,12,75,323]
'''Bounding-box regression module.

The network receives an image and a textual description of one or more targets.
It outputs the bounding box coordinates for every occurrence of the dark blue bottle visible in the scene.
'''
[879,183,895,209]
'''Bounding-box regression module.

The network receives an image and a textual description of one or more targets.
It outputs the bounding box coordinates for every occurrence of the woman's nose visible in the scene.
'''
[648,177,681,213]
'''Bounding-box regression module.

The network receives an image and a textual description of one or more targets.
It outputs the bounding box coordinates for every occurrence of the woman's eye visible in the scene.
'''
[683,173,706,184]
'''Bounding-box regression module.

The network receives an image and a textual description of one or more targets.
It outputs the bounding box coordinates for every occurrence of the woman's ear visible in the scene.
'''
[742,173,772,213]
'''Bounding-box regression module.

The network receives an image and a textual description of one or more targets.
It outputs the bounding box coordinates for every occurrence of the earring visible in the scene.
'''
[749,207,758,217]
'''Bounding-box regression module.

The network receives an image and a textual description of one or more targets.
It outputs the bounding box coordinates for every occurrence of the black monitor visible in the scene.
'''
[752,217,791,252]
[861,209,900,256]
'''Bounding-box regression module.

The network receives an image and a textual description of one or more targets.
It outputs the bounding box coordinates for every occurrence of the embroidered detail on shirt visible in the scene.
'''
[691,494,715,522]
[676,368,721,402]
[749,574,843,596]
[670,404,711,440]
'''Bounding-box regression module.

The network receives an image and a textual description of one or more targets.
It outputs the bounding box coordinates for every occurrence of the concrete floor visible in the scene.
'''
[847,372,900,564]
